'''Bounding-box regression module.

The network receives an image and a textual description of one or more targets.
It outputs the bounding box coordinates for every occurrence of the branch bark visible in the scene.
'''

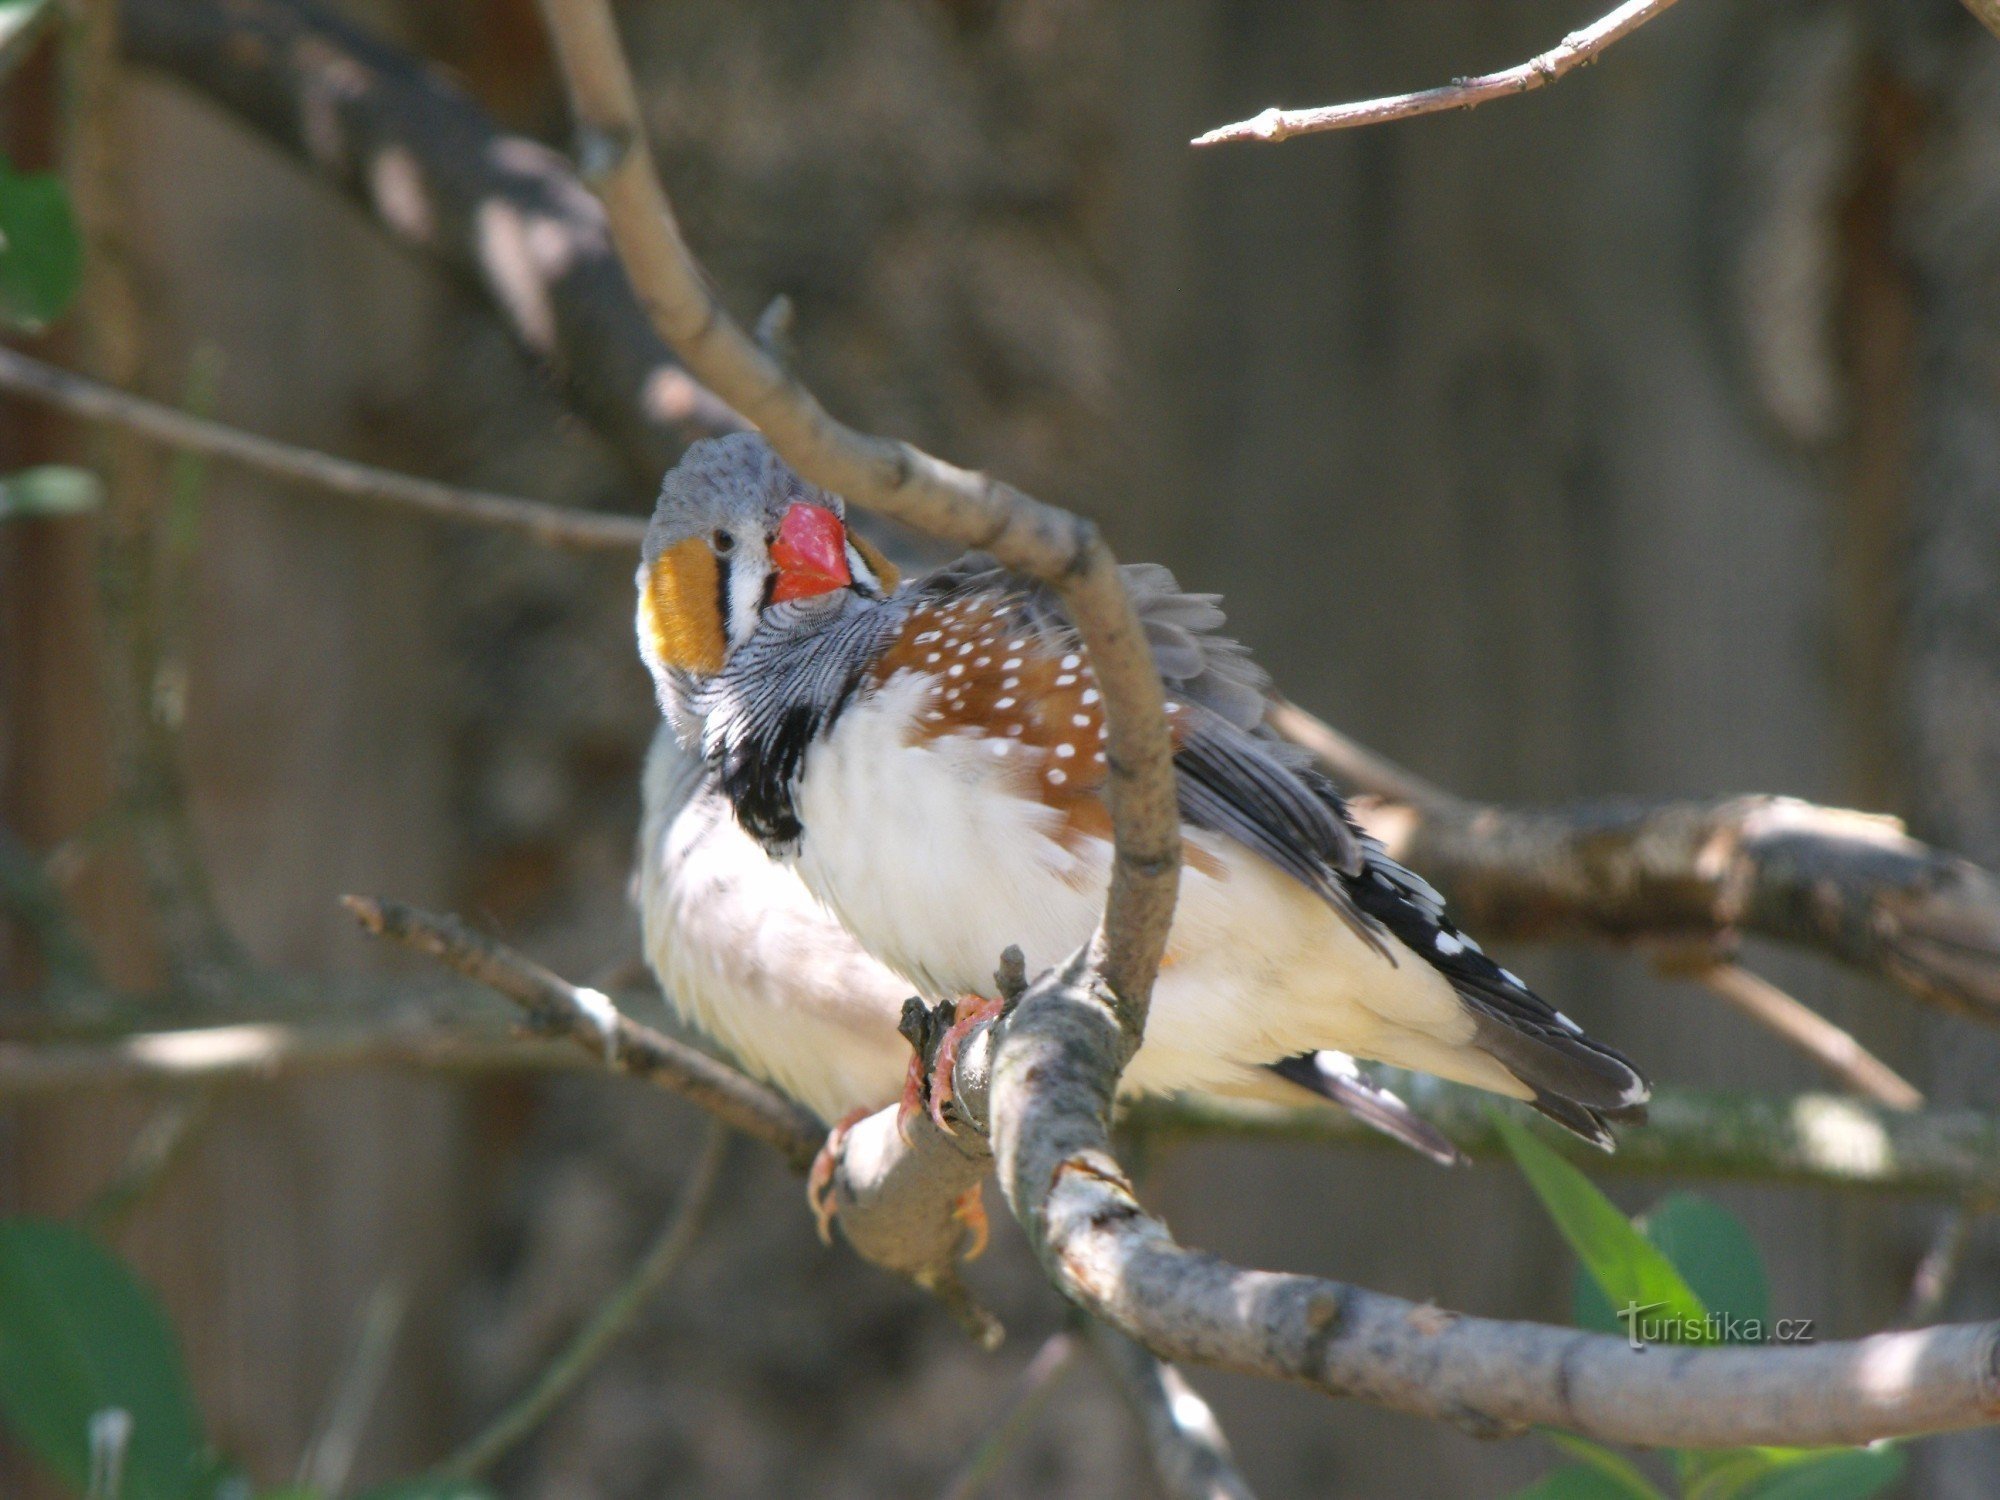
[1191,0,1686,147]
[1682,960,1924,1110]
[340,896,823,1169]
[117,0,741,477]
[532,0,1182,1034]
[525,0,2000,1451]
[1283,703,2000,1024]
[1962,0,2000,43]
[1085,1322,1257,1500]
[12,998,2000,1200]
[987,960,2000,1448]
[1360,789,2000,1024]
[0,345,647,550]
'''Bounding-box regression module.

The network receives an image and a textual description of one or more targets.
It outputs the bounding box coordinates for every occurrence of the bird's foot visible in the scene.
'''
[806,1106,872,1246]
[953,1181,990,1261]
[928,993,1006,1137]
[896,1044,929,1137]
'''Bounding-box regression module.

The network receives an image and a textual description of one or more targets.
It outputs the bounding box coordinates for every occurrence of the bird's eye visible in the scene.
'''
[711,529,736,556]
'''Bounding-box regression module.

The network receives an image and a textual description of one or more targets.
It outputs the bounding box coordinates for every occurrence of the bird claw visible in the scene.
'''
[806,1106,872,1246]
[928,994,1006,1137]
[953,1182,990,1261]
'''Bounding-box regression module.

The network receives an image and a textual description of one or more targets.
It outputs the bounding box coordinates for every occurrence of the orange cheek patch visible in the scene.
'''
[641,538,727,676]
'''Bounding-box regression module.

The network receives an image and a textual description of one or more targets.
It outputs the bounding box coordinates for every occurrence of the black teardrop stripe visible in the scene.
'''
[718,701,821,848]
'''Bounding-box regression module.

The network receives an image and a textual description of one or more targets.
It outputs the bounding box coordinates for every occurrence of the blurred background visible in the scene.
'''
[4,0,1999,1494]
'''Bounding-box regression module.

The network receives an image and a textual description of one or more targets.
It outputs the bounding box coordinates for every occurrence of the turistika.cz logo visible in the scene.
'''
[1616,1302,1816,1351]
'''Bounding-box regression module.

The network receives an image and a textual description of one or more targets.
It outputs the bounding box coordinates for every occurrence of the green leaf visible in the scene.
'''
[1575,1194,1770,1341]
[0,153,79,328]
[0,464,103,519]
[354,1482,498,1500]
[0,1218,208,1500]
[1492,1111,1710,1344]
[1506,1466,1656,1500]
[1541,1431,1668,1498]
[1682,1449,1798,1500]
[1645,1195,1769,1329]
[1721,1447,1904,1500]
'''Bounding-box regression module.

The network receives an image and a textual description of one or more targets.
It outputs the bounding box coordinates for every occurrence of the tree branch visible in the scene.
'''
[1126,1086,2000,1200]
[1084,1322,1256,1500]
[0,345,647,550]
[1962,0,2000,44]
[1191,0,1687,147]
[1363,789,2000,1024]
[935,1331,1081,1500]
[12,995,2000,1200]
[1681,960,1924,1111]
[340,896,823,1169]
[117,0,741,477]
[524,0,2000,1451]
[988,961,2000,1448]
[1278,703,2000,1023]
[532,0,1182,1029]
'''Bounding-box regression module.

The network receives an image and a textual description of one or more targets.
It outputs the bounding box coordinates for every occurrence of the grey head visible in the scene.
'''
[636,434,898,721]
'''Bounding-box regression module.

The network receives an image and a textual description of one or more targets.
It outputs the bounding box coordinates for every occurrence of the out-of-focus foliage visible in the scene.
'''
[0,151,79,330]
[0,463,102,519]
[0,1219,212,1500]
[1494,1119,1904,1500]
[0,1217,498,1500]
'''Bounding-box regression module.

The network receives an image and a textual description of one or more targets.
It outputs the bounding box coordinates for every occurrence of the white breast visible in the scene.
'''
[785,672,1520,1102]
[791,671,1104,996]
[638,730,911,1121]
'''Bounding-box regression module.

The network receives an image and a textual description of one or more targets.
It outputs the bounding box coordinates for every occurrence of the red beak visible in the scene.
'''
[770,501,852,603]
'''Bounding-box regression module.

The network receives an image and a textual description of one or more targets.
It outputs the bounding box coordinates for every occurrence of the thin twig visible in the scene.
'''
[438,1119,730,1479]
[0,0,55,85]
[0,823,103,996]
[935,1330,1080,1500]
[1125,1086,2000,1199]
[342,896,823,1169]
[116,352,253,1000]
[0,345,647,550]
[296,1277,410,1499]
[1903,1203,1982,1327]
[1085,1321,1257,1500]
[531,0,2000,1449]
[534,0,1182,1032]
[120,0,742,473]
[76,1091,214,1232]
[1682,961,1924,1111]
[1962,0,2000,43]
[6,1008,2000,1197]
[1263,698,1454,808]
[0,1018,587,1094]
[1192,0,1686,147]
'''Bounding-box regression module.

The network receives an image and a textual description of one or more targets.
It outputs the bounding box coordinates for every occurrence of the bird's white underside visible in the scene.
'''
[781,673,1527,1104]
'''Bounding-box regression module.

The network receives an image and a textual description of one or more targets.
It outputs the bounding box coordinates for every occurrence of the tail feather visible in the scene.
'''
[1338,837,1652,1149]
[1267,1053,1466,1168]
[1520,1088,1632,1160]
[1469,1010,1651,1118]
